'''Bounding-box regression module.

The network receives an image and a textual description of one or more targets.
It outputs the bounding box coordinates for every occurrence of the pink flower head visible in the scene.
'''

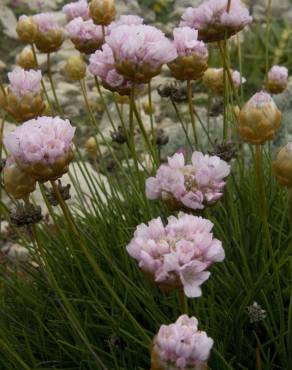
[152,315,214,369]
[66,17,103,42]
[180,0,252,42]
[63,0,90,21]
[33,13,60,33]
[173,27,208,58]
[108,14,144,33]
[8,67,42,98]
[146,151,230,211]
[268,65,288,85]
[232,70,246,87]
[4,116,75,165]
[127,212,224,297]
[89,44,140,94]
[105,24,177,82]
[246,91,274,109]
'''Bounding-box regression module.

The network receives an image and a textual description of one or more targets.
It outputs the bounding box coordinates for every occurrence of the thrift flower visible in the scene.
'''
[168,27,208,81]
[151,315,213,370]
[105,24,177,83]
[0,67,45,122]
[4,116,75,182]
[180,0,252,42]
[33,13,64,53]
[146,151,230,211]
[108,14,144,32]
[266,65,289,94]
[66,17,104,54]
[238,91,282,145]
[89,44,140,95]
[63,0,90,21]
[126,212,225,297]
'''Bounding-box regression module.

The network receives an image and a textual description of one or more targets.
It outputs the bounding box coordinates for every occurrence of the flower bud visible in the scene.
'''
[203,68,245,95]
[3,158,36,199]
[64,55,86,81]
[238,91,282,145]
[89,0,116,26]
[85,137,98,158]
[272,143,292,188]
[16,15,38,44]
[266,65,288,95]
[16,46,37,70]
[142,101,155,115]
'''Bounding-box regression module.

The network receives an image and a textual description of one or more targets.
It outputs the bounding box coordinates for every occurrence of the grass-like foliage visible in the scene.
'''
[0,1,292,369]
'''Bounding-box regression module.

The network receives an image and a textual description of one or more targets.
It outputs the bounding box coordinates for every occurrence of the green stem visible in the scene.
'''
[178,288,188,314]
[79,79,99,129]
[0,115,5,233]
[187,80,198,146]
[0,76,6,96]
[47,53,62,114]
[31,44,53,112]
[94,76,116,132]
[171,100,194,151]
[265,0,272,83]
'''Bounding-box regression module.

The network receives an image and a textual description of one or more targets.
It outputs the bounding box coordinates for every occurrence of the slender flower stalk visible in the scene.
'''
[265,0,273,82]
[94,76,116,132]
[47,53,63,114]
[187,80,198,145]
[30,44,53,112]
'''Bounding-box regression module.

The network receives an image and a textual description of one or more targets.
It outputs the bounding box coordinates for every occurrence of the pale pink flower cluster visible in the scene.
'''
[153,315,213,369]
[126,213,224,297]
[268,65,288,85]
[172,27,208,58]
[180,0,252,39]
[89,44,135,91]
[8,67,42,98]
[246,91,274,108]
[108,14,144,32]
[4,116,75,165]
[146,152,230,211]
[66,17,103,42]
[232,70,246,87]
[105,24,177,69]
[63,0,90,21]
[33,13,60,33]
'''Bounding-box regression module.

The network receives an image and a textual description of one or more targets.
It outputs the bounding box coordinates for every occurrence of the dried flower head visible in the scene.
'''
[146,151,230,211]
[46,180,71,206]
[180,0,252,43]
[151,315,213,370]
[209,140,237,162]
[110,126,128,144]
[10,202,42,227]
[247,302,267,324]
[127,212,225,297]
